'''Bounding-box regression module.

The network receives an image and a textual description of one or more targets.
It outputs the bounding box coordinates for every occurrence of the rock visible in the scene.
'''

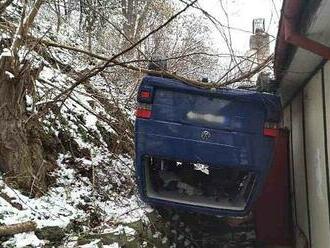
[77,212,172,248]
[35,226,66,242]
[77,232,125,246]
[126,220,144,234]
[77,238,104,247]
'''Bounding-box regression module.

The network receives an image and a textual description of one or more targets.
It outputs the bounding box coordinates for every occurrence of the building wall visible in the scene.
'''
[284,64,330,248]
[291,92,309,242]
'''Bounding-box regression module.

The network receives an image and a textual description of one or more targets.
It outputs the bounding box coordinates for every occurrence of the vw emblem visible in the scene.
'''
[201,130,211,140]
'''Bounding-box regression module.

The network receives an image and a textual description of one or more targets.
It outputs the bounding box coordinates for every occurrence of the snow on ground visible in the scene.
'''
[2,232,45,248]
[0,153,152,247]
[0,160,141,227]
[0,56,147,246]
[0,48,12,59]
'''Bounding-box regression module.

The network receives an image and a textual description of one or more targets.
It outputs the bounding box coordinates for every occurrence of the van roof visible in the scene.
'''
[141,76,282,122]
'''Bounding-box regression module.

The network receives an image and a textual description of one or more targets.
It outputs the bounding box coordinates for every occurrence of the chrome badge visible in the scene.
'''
[201,130,211,140]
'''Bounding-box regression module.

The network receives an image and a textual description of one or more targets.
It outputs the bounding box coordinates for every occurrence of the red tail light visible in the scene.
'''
[264,122,280,137]
[138,87,154,103]
[136,86,153,118]
[136,107,152,119]
[264,128,280,137]
[140,91,151,99]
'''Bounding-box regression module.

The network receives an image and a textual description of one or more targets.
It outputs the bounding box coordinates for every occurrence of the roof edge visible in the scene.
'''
[274,0,304,80]
[274,0,323,80]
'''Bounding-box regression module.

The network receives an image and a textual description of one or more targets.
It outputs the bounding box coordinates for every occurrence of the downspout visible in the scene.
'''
[275,0,330,79]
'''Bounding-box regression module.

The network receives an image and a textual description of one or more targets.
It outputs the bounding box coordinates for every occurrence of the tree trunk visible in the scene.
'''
[0,56,51,195]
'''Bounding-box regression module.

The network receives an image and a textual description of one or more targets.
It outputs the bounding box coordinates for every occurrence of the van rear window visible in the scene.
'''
[144,156,256,211]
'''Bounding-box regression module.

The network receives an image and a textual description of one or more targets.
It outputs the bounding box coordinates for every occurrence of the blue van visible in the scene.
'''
[135,76,281,216]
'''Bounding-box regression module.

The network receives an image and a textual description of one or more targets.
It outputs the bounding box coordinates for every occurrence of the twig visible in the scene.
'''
[61,0,197,94]
[0,191,23,210]
[219,54,273,86]
[3,17,272,90]
[28,0,196,119]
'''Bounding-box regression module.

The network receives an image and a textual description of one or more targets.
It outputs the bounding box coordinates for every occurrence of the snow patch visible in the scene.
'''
[103,243,120,248]
[2,232,45,248]
[0,48,12,59]
[5,71,14,79]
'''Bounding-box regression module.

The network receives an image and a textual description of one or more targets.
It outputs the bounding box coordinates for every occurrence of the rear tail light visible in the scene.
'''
[138,86,154,103]
[136,108,152,119]
[140,91,151,98]
[264,122,280,137]
[136,86,154,119]
[136,104,152,119]
[264,128,280,137]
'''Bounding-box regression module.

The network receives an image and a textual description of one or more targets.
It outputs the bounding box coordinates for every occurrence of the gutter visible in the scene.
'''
[275,0,330,80]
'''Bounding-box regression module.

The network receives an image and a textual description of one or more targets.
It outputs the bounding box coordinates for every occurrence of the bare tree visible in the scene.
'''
[0,0,54,194]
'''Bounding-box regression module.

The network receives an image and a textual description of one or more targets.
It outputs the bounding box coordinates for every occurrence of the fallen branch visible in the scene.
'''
[216,39,275,83]
[219,54,273,86]
[19,0,199,120]
[0,221,37,236]
[42,39,273,89]
[52,0,197,105]
[42,35,272,85]
[1,17,272,89]
[0,191,23,210]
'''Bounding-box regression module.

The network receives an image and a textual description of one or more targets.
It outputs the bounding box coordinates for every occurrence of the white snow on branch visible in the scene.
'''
[0,48,12,59]
[5,71,15,79]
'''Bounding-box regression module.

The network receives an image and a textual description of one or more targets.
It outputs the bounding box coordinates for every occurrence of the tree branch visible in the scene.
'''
[220,54,273,86]
[40,38,272,88]
[72,0,197,86]
[40,0,197,109]
[10,0,43,57]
